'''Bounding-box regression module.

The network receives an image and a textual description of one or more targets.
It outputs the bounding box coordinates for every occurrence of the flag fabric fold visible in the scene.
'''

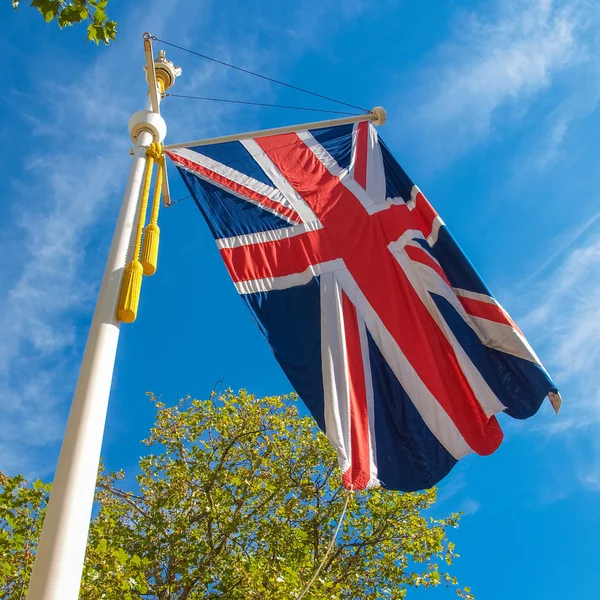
[167,121,559,491]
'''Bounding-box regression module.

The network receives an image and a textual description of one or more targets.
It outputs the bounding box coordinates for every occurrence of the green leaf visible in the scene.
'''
[92,7,106,23]
[130,554,141,567]
[2,391,469,599]
[86,22,98,44]
[112,547,128,565]
[23,0,117,44]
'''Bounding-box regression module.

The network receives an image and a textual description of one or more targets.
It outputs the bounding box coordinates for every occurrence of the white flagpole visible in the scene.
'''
[26,34,180,600]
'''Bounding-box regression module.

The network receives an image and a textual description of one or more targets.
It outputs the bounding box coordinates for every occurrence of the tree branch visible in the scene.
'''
[98,483,149,518]
[204,576,245,600]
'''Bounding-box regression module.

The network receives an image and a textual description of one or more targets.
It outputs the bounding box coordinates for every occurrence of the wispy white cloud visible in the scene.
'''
[522,235,600,384]
[0,2,213,475]
[436,472,467,504]
[573,435,600,492]
[514,68,600,173]
[434,474,480,517]
[401,0,597,164]
[458,498,481,517]
[534,115,572,170]
[517,210,600,290]
[0,0,381,477]
[514,215,600,488]
[580,469,600,491]
[0,106,125,476]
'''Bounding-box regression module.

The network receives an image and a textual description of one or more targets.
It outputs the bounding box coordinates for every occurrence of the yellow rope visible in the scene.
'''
[117,142,163,323]
[297,488,352,599]
[149,156,163,226]
[141,149,164,275]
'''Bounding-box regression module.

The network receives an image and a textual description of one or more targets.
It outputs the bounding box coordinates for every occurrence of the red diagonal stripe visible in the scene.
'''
[167,152,302,224]
[407,246,516,328]
[458,296,515,328]
[341,291,371,491]
[255,132,503,456]
[405,245,452,288]
[220,228,339,283]
[412,191,439,239]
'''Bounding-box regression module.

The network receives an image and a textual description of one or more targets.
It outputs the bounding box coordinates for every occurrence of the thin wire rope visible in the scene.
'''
[297,489,352,600]
[169,194,192,205]
[152,36,370,114]
[165,93,362,116]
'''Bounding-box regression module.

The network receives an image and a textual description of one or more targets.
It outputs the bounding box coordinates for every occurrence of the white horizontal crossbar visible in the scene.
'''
[163,106,386,150]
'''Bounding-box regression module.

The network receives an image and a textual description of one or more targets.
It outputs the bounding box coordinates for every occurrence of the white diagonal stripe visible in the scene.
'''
[233,259,343,295]
[241,139,319,224]
[357,315,380,488]
[216,220,322,250]
[365,123,386,205]
[390,232,506,418]
[334,268,473,460]
[320,272,352,473]
[297,130,376,211]
[170,147,300,223]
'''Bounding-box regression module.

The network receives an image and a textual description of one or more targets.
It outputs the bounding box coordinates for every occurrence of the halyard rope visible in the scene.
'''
[152,36,370,114]
[165,93,362,116]
[297,489,352,599]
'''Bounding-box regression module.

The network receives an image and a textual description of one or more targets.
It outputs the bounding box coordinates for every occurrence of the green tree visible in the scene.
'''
[0,473,50,597]
[12,0,117,44]
[1,390,473,599]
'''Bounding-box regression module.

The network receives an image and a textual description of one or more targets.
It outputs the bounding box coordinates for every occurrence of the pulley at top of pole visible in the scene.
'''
[138,33,181,207]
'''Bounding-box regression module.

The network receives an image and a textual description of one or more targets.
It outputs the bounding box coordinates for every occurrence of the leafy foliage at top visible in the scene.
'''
[13,0,117,44]
[1,390,473,599]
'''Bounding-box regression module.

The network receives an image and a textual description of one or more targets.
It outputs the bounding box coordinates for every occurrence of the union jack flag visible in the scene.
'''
[167,121,560,492]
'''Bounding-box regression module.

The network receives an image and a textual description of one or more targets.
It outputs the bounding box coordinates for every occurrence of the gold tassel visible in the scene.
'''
[117,142,163,323]
[141,223,160,275]
[141,153,164,276]
[117,260,144,323]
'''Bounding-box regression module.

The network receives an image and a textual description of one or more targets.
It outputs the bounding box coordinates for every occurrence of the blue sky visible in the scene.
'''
[2,0,600,597]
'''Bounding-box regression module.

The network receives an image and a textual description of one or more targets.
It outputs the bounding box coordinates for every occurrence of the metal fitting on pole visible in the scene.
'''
[128,110,167,144]
[154,50,182,92]
[371,106,386,126]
